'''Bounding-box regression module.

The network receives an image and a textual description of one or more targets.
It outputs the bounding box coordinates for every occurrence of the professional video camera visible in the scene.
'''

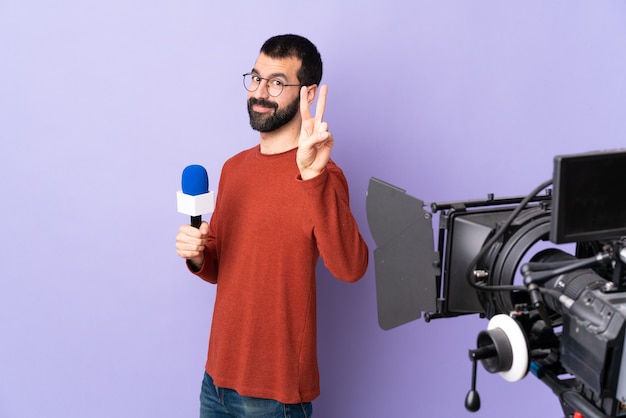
[366,149,626,418]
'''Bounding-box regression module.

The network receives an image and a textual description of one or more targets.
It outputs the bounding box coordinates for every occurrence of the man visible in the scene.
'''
[176,34,369,418]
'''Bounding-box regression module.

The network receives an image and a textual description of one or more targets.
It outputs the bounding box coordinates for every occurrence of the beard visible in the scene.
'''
[247,96,300,133]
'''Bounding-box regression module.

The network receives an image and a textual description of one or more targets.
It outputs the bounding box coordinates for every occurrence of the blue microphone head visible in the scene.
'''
[182,164,209,196]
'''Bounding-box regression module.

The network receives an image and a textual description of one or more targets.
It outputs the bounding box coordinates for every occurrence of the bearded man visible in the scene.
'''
[175,34,368,418]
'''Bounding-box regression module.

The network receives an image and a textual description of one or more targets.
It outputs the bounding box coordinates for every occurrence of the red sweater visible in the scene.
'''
[192,145,368,404]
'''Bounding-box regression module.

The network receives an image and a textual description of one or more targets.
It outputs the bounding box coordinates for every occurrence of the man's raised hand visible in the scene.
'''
[297,85,334,180]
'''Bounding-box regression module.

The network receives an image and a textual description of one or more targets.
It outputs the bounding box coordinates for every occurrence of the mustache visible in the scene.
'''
[248,97,278,110]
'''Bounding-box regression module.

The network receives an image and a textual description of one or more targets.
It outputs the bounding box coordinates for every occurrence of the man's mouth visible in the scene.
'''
[249,98,277,113]
[253,104,273,113]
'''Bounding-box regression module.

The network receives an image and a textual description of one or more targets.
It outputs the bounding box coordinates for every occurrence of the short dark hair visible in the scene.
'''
[260,34,323,87]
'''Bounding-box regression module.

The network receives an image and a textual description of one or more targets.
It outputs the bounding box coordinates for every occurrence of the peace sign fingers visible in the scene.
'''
[297,84,334,180]
[300,85,327,130]
[313,84,327,126]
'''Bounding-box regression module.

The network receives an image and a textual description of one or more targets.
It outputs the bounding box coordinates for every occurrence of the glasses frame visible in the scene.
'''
[242,72,304,97]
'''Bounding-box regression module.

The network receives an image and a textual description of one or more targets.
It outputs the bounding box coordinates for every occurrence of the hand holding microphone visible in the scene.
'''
[176,165,215,269]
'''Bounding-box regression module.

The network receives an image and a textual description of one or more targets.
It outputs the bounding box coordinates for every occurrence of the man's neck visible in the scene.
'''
[258,119,301,155]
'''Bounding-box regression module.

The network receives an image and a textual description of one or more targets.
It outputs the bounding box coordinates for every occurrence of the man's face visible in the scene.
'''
[247,54,302,133]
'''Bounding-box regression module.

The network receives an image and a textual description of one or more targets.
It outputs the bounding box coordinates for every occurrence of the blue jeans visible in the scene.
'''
[200,372,313,418]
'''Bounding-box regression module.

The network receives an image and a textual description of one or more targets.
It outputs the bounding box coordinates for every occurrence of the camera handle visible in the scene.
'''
[465,314,529,412]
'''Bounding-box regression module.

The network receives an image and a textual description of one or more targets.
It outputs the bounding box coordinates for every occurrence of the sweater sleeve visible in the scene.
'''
[190,236,218,284]
[299,163,369,282]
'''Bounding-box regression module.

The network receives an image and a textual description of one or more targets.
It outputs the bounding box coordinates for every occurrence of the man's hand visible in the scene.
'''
[176,222,209,271]
[297,85,334,180]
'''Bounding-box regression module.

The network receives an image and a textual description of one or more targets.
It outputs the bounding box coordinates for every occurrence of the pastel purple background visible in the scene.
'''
[2,1,625,417]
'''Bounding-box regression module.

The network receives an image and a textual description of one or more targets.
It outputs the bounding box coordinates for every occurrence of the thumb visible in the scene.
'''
[199,221,210,236]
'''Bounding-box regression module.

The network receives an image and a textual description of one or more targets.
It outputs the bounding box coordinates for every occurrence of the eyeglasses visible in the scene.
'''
[242,73,304,97]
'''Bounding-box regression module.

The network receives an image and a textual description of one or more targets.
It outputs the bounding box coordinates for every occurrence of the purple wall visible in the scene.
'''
[2,1,625,417]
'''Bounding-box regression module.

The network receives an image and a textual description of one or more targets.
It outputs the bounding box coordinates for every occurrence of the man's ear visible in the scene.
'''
[305,84,318,105]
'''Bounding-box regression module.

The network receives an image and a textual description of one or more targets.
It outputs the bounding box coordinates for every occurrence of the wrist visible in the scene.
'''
[187,257,204,273]
[299,168,323,181]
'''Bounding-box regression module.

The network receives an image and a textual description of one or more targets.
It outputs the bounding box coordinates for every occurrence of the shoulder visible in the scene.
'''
[223,145,259,170]
[326,158,343,175]
[326,159,348,185]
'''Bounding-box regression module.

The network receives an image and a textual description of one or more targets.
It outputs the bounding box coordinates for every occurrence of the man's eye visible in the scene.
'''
[270,79,283,87]
[252,75,262,83]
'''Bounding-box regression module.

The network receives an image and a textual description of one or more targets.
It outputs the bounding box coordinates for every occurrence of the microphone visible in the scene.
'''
[177,164,215,228]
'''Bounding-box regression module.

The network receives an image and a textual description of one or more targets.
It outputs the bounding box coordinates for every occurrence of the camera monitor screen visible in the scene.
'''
[551,149,626,244]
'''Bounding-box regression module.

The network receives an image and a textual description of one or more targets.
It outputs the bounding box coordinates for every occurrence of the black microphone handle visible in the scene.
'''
[191,215,202,228]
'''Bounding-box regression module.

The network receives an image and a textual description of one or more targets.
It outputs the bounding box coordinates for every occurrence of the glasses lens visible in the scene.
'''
[243,74,258,92]
[266,79,283,97]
